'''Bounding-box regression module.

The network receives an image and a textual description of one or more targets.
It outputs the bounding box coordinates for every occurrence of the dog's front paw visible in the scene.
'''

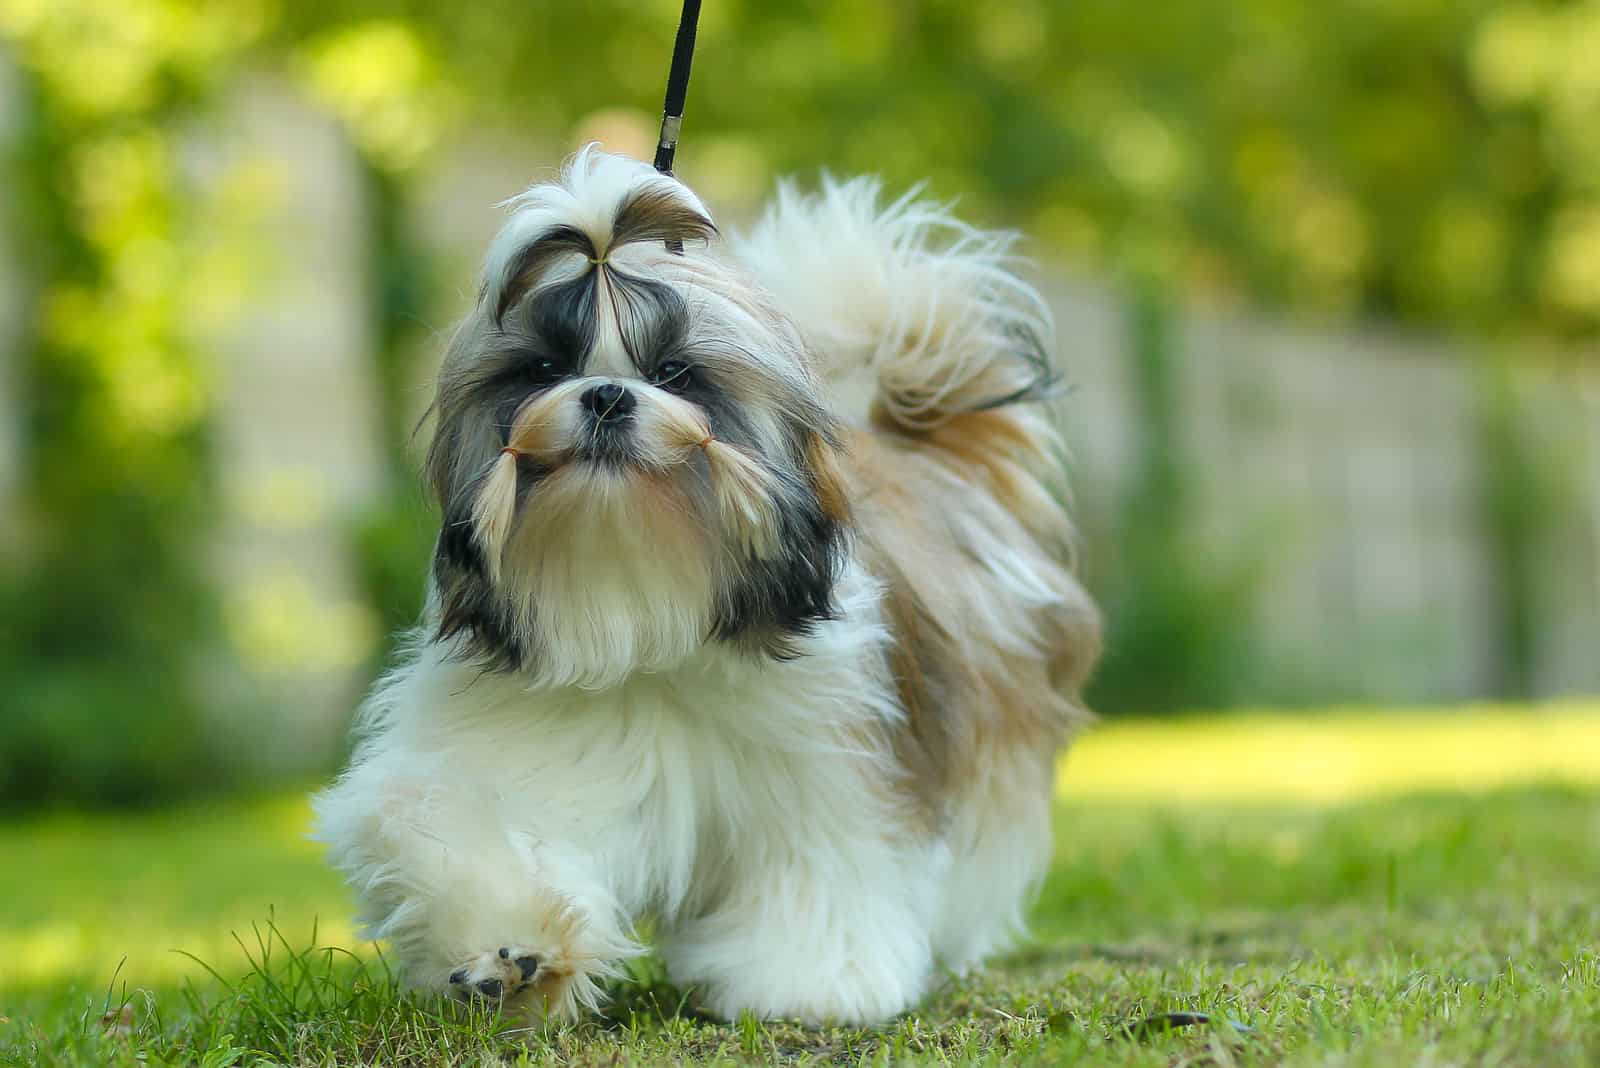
[426,885,637,1022]
[448,946,543,1003]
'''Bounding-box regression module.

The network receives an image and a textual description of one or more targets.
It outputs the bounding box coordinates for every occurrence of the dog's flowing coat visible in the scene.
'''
[314,149,1101,1024]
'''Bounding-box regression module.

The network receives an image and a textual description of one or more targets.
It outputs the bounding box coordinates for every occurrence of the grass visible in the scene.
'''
[3,705,1599,1066]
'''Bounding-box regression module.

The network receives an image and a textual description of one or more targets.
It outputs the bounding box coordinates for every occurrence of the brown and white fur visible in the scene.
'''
[313,147,1101,1024]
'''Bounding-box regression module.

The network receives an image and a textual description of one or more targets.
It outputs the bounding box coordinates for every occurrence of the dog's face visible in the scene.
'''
[424,151,850,689]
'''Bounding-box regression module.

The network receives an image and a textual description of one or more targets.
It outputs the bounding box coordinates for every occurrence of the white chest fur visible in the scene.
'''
[314,564,954,1022]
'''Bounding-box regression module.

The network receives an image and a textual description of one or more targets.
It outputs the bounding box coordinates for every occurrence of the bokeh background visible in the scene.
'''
[2,0,1598,810]
[6,7,1600,1050]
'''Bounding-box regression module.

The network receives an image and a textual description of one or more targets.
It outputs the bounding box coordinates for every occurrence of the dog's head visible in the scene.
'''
[424,148,850,688]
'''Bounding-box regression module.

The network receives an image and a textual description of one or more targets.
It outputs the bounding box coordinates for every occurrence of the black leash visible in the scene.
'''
[653,0,702,177]
[654,0,702,253]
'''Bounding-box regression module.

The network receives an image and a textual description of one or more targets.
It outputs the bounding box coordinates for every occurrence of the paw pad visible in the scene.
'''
[448,947,542,1002]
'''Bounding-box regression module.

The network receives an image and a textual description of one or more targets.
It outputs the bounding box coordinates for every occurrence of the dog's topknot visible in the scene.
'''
[483,145,717,323]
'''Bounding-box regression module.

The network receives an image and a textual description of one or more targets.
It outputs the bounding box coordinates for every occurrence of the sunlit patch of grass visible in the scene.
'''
[1061,701,1600,803]
[0,794,354,991]
[3,709,1600,1065]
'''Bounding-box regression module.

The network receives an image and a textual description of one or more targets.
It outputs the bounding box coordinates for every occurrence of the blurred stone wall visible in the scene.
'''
[1057,291,1600,703]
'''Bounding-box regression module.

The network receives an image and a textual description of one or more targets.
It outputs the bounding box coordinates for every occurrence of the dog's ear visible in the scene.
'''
[710,429,851,659]
[805,430,852,527]
[423,350,532,673]
[431,478,528,672]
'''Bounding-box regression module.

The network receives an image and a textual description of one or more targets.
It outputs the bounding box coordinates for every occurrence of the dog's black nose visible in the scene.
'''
[582,383,635,421]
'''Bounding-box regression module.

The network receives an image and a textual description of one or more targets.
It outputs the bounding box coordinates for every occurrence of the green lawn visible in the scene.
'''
[4,707,1599,1066]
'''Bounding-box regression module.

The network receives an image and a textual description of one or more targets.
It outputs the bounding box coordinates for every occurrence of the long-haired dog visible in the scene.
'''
[314,148,1101,1024]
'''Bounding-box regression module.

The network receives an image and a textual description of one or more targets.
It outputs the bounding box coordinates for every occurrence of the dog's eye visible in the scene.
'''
[653,360,693,393]
[525,356,567,387]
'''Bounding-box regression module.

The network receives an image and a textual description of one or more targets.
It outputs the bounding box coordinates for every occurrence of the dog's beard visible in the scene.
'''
[427,369,697,687]
[495,461,716,690]
[456,370,793,688]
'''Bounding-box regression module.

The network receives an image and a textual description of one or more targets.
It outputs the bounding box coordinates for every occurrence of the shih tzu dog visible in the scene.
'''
[314,147,1100,1025]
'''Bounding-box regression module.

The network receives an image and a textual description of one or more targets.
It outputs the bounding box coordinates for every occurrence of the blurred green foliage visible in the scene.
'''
[268,0,1600,345]
[0,0,259,807]
[2,0,1596,805]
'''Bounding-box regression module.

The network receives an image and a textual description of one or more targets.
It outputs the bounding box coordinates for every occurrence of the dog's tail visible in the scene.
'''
[733,178,1063,455]
[735,177,1098,727]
